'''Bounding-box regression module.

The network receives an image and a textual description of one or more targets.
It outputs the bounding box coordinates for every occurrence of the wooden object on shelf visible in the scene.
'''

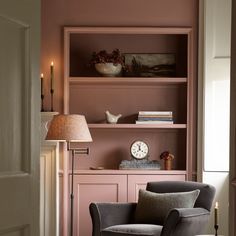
[63,26,195,236]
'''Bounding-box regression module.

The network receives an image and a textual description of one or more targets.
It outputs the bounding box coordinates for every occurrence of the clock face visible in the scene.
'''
[130,141,149,160]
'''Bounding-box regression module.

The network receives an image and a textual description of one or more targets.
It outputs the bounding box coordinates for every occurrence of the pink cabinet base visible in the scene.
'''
[72,171,186,236]
[73,174,127,236]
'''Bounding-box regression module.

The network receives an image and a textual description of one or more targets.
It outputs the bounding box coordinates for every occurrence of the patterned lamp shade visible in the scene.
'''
[46,114,92,142]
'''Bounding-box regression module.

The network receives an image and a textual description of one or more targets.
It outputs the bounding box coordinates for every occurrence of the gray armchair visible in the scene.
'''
[89,181,215,236]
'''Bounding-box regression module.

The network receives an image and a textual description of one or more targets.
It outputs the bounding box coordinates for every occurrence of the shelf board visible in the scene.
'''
[65,26,192,35]
[88,124,187,129]
[72,169,187,175]
[69,77,187,85]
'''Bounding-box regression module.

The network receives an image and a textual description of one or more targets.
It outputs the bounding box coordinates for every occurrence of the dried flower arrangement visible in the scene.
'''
[90,49,125,67]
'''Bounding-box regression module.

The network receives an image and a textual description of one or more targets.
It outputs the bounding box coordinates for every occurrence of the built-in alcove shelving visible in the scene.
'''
[64,26,194,176]
[63,26,195,236]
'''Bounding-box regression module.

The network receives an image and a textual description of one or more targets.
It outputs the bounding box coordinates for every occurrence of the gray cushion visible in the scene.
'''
[101,224,162,236]
[135,189,200,225]
[146,181,216,211]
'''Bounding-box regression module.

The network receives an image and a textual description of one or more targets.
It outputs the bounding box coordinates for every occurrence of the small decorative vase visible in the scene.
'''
[164,159,172,170]
[95,63,122,77]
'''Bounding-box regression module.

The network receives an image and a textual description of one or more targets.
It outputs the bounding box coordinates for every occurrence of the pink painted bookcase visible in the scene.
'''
[63,27,195,236]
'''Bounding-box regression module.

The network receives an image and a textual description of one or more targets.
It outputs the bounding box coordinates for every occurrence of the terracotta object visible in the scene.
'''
[164,159,172,170]
[160,151,174,170]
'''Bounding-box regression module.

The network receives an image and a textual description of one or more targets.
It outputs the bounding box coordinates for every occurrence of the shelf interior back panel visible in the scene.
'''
[70,129,186,170]
[69,84,187,124]
[69,34,188,77]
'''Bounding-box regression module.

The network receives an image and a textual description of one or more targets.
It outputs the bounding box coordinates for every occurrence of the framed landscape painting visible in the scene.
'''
[124,53,176,77]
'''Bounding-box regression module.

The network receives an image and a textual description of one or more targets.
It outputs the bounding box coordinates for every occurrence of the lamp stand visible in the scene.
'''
[67,142,89,236]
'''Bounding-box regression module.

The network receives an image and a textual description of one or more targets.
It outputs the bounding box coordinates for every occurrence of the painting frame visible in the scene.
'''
[124,53,176,77]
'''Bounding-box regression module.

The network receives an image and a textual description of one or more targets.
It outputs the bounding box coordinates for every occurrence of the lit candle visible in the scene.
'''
[41,73,44,96]
[214,201,219,226]
[50,61,54,91]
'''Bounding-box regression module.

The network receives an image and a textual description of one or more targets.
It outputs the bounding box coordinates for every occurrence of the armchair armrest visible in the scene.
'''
[161,208,210,236]
[89,202,137,236]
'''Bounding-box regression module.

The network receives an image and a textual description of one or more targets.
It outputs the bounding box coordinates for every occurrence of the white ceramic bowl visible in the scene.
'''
[95,63,122,77]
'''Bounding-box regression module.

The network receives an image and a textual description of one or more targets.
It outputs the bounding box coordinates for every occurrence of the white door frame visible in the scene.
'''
[229,0,236,234]
[198,0,231,235]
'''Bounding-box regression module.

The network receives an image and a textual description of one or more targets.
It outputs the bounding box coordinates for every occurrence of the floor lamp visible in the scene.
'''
[46,114,93,236]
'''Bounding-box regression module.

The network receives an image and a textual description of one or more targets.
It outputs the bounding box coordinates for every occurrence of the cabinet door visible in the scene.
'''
[128,174,186,202]
[73,174,127,236]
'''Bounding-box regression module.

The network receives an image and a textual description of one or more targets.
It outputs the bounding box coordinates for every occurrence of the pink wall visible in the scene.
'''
[41,3,199,235]
[41,0,199,113]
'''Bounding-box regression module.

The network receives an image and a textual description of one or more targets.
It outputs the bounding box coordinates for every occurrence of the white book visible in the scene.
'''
[138,111,173,116]
[136,120,174,124]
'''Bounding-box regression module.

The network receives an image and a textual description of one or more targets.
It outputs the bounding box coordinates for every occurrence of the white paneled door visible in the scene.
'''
[0,1,40,236]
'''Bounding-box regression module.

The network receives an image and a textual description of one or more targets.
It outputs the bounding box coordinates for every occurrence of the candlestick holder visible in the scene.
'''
[50,89,54,112]
[41,94,45,112]
[214,224,218,236]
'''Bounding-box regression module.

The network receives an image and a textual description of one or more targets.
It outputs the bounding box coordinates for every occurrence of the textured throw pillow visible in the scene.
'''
[135,189,200,225]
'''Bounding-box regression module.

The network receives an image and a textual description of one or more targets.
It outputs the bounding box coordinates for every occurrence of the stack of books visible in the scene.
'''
[136,111,173,124]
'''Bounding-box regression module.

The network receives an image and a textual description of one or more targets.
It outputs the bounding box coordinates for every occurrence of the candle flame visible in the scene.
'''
[41,73,44,78]
[215,202,219,208]
[51,61,54,66]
